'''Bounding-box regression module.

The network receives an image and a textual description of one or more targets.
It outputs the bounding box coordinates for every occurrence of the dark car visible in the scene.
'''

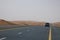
[45,23,50,27]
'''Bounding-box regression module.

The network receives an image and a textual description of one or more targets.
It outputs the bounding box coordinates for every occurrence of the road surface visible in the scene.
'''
[0,26,49,40]
[0,26,60,40]
[52,27,60,40]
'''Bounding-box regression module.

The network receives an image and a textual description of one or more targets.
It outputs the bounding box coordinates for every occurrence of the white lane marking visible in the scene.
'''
[18,32,23,37]
[18,32,22,35]
[0,37,7,40]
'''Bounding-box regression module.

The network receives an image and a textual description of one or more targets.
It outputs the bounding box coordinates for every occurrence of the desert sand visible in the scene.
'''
[52,22,60,27]
[0,19,45,26]
[11,21,45,26]
[0,19,16,25]
[0,19,60,27]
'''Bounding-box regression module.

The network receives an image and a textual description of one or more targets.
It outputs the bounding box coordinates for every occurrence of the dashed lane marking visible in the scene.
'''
[0,37,7,40]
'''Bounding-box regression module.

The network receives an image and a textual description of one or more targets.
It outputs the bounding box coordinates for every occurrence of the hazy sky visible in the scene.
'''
[0,0,60,22]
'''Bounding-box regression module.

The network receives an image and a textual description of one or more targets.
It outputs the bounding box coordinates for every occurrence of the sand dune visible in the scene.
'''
[1,19,60,27]
[11,21,45,26]
[0,19,16,25]
[52,22,60,27]
[0,19,45,26]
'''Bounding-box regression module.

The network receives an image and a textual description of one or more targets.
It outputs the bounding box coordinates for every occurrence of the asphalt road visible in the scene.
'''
[52,27,60,40]
[0,26,49,40]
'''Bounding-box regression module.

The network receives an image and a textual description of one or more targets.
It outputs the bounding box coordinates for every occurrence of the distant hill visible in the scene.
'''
[0,19,16,25]
[11,21,45,26]
[52,22,60,27]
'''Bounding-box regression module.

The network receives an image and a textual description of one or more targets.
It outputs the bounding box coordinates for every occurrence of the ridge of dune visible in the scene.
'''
[0,19,60,27]
[0,19,16,25]
[11,21,45,26]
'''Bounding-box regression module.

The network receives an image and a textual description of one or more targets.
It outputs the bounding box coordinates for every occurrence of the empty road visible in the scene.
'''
[52,27,60,40]
[0,26,49,40]
[0,26,60,40]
